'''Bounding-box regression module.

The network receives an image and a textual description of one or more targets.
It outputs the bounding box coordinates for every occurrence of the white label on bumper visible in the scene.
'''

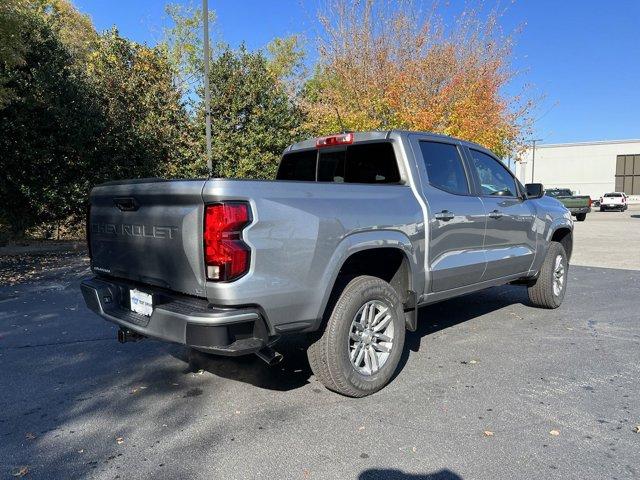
[130,289,153,317]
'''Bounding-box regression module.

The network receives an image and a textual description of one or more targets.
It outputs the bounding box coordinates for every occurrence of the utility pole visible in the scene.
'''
[530,138,543,183]
[203,0,212,177]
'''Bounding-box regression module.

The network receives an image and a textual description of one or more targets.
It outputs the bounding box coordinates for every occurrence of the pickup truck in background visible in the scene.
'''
[82,131,573,397]
[599,192,628,211]
[544,188,591,221]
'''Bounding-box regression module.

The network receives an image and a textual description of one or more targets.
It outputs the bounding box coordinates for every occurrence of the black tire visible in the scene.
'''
[307,275,406,397]
[599,207,604,212]
[575,213,586,222]
[528,242,568,309]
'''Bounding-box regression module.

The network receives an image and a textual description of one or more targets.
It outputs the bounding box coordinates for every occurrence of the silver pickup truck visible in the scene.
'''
[81,131,573,397]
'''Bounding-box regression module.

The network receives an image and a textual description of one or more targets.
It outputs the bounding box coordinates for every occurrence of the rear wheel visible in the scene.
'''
[307,275,405,397]
[575,213,586,221]
[528,242,568,309]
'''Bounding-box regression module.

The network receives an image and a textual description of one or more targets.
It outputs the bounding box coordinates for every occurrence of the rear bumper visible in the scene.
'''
[568,206,591,214]
[600,204,624,209]
[81,276,272,355]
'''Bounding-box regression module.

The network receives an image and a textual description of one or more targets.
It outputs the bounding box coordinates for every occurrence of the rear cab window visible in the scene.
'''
[276,142,401,184]
[276,149,316,181]
[546,189,572,197]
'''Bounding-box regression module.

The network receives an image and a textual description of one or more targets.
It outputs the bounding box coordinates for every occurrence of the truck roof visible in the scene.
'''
[285,130,494,156]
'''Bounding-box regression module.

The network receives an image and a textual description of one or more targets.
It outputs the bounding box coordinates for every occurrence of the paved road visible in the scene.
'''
[1,228,639,479]
[571,203,640,270]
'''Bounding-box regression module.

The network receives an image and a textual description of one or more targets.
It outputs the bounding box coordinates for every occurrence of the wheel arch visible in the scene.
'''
[550,226,573,260]
[314,231,419,332]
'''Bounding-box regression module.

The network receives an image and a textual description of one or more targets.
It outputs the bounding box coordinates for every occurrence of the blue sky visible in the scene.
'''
[72,0,640,145]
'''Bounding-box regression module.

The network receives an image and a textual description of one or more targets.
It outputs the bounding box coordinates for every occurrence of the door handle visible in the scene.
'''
[489,209,503,219]
[435,210,455,221]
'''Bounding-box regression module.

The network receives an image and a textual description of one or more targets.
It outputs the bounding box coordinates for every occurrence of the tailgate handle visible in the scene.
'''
[113,197,139,212]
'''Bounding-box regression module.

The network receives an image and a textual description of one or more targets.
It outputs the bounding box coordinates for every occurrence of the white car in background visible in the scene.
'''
[599,192,628,212]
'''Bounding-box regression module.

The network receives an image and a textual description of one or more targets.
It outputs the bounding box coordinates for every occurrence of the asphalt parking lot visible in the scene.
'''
[1,207,639,479]
[571,204,640,270]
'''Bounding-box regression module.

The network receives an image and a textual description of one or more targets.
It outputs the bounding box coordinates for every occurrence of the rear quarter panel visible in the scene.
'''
[201,179,424,332]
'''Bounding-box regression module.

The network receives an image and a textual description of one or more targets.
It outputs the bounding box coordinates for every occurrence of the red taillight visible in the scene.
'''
[316,132,354,148]
[588,197,592,207]
[204,202,251,281]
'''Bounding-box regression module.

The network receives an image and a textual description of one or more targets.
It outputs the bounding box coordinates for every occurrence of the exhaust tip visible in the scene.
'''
[256,346,283,366]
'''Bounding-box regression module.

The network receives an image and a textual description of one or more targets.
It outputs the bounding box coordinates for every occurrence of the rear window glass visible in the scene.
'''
[276,149,317,181]
[604,193,622,197]
[545,189,572,197]
[277,142,400,184]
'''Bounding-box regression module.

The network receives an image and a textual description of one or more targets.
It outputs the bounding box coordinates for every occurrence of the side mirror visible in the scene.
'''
[525,183,544,199]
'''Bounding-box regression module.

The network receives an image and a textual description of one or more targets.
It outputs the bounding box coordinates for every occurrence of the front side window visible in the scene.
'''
[469,149,517,197]
[418,141,469,195]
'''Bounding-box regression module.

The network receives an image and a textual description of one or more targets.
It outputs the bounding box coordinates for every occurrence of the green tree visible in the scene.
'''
[205,45,305,179]
[0,1,201,237]
[164,2,217,101]
[0,0,29,108]
[0,6,102,235]
[266,35,306,94]
[163,4,306,179]
[88,29,203,180]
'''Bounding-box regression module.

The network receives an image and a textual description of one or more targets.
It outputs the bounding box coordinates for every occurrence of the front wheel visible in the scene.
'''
[575,213,586,221]
[307,275,406,397]
[528,242,568,309]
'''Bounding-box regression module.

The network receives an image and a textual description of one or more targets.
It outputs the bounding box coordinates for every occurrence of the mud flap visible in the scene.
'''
[404,290,417,332]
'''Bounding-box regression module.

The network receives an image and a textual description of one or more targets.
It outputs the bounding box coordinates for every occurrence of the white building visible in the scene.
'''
[516,139,640,200]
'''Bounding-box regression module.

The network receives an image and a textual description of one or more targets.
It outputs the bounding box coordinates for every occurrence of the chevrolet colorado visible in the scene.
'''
[81,131,573,397]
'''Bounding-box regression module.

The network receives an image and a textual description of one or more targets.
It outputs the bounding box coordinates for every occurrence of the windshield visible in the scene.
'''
[545,189,572,197]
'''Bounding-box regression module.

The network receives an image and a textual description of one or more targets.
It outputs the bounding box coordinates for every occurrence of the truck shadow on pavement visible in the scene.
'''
[185,283,531,393]
[359,469,463,480]
[182,334,314,392]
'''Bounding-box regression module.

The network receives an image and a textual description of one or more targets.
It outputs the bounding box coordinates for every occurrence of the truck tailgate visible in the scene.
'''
[88,179,207,297]
[557,195,590,208]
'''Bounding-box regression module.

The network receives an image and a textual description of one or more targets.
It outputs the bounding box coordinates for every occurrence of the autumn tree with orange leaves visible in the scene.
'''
[303,0,533,158]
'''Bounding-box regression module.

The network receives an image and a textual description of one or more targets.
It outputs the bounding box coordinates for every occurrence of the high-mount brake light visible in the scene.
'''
[316,132,354,148]
[204,202,251,281]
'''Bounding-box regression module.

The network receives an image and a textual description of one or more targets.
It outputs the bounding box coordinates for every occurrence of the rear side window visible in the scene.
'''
[277,142,400,184]
[469,149,517,197]
[419,141,469,195]
[277,149,317,181]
